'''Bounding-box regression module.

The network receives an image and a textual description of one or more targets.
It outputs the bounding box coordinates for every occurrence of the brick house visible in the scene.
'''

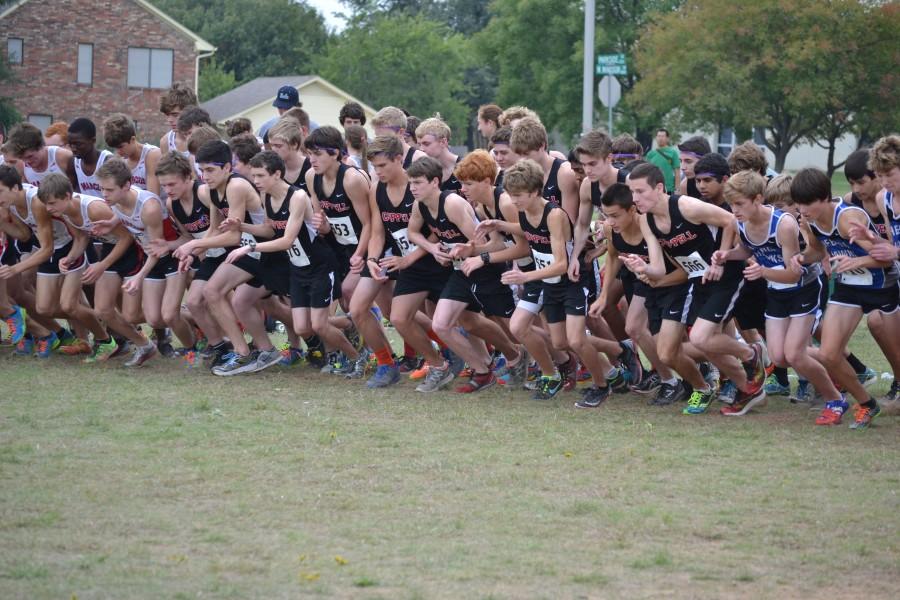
[2,0,214,142]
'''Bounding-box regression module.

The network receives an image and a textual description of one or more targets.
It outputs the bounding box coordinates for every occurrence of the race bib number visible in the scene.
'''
[531,249,560,283]
[674,251,709,279]
[839,266,873,286]
[442,242,464,270]
[287,238,310,267]
[328,216,359,245]
[239,232,260,259]
[766,265,795,290]
[390,227,417,257]
[505,238,533,267]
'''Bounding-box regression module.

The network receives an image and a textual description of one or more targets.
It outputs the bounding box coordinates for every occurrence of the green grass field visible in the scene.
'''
[2,325,898,599]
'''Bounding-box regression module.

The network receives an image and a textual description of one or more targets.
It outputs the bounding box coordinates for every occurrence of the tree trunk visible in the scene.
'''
[773,144,790,173]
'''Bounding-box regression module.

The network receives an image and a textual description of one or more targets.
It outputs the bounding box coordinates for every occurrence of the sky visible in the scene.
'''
[305,0,349,32]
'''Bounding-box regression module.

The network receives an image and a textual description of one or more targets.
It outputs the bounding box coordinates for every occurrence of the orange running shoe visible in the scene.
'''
[59,338,92,355]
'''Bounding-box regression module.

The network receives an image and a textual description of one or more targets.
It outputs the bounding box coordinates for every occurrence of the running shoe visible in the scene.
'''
[790,379,813,404]
[205,342,234,371]
[123,341,158,367]
[682,386,716,415]
[253,347,284,373]
[632,370,661,395]
[558,357,577,391]
[849,403,880,430]
[109,336,130,359]
[416,362,454,393]
[815,399,850,426]
[4,305,26,345]
[306,348,327,369]
[718,380,738,405]
[651,380,687,405]
[329,352,354,376]
[279,346,305,366]
[56,328,77,348]
[574,385,610,408]
[35,331,59,359]
[59,338,92,355]
[744,344,766,397]
[532,375,564,400]
[764,374,791,396]
[409,363,429,380]
[700,362,720,393]
[366,363,400,388]
[346,348,372,379]
[320,351,342,373]
[499,351,529,388]
[857,367,878,388]
[618,340,644,387]
[882,379,900,403]
[443,348,466,377]
[83,338,118,363]
[720,389,767,416]
[14,335,34,356]
[607,367,630,393]
[212,350,259,376]
[455,371,496,394]
[576,363,591,382]
[397,355,422,374]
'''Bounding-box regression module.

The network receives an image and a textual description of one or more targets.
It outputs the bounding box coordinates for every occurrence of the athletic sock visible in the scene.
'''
[303,335,323,352]
[862,398,878,409]
[846,353,867,375]
[403,341,416,359]
[774,366,789,386]
[426,329,447,349]
[374,347,393,367]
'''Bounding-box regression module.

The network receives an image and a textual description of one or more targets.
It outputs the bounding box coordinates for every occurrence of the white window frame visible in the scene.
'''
[127,47,173,89]
[7,37,23,64]
[77,43,93,85]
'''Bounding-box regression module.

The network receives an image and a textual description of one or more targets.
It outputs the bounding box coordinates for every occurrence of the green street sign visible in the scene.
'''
[596,53,627,75]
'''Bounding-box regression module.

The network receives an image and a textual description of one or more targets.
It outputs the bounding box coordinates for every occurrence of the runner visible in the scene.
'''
[102,114,161,196]
[624,162,767,415]
[406,157,522,393]
[414,117,462,192]
[66,118,112,196]
[171,140,281,375]
[370,106,426,169]
[791,167,900,429]
[715,170,842,417]
[590,183,684,405]
[158,83,198,157]
[7,122,73,186]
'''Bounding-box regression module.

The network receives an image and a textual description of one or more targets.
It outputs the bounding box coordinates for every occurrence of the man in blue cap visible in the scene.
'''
[258,85,319,140]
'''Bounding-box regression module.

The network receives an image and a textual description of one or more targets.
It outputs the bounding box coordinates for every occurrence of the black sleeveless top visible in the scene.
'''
[261,186,297,265]
[170,181,211,236]
[402,147,416,169]
[376,181,416,257]
[542,158,565,205]
[850,192,888,239]
[646,193,741,281]
[314,163,363,247]
[285,157,311,194]
[520,202,570,285]
[611,228,677,284]
[209,173,255,224]
[686,177,701,199]
[440,156,463,192]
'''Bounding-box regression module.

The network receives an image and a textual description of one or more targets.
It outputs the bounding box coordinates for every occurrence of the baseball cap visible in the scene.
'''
[273,85,300,110]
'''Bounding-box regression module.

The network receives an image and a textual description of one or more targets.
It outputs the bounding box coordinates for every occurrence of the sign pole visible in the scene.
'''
[582,0,595,134]
[607,77,613,136]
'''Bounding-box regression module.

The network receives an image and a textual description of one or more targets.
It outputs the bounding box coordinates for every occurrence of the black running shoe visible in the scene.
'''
[575,385,611,408]
[632,370,661,395]
[652,380,687,406]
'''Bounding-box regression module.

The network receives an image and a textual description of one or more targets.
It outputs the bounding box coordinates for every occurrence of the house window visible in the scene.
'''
[753,126,767,146]
[717,127,736,156]
[77,44,93,85]
[127,47,173,89]
[27,114,52,132]
[7,38,23,64]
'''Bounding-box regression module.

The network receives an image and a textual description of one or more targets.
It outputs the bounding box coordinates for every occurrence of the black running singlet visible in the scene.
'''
[520,202,571,285]
[314,163,363,247]
[376,181,417,258]
[542,158,565,205]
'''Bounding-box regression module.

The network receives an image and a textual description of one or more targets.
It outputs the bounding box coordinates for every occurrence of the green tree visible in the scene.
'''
[198,58,238,102]
[629,0,899,171]
[0,57,21,130]
[316,14,472,135]
[340,0,493,35]
[151,1,329,82]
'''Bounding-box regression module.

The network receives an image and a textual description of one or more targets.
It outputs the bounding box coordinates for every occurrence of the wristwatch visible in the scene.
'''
[480,252,491,265]
[249,240,257,252]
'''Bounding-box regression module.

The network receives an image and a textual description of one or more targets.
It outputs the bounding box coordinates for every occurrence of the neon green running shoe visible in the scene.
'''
[683,387,715,415]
